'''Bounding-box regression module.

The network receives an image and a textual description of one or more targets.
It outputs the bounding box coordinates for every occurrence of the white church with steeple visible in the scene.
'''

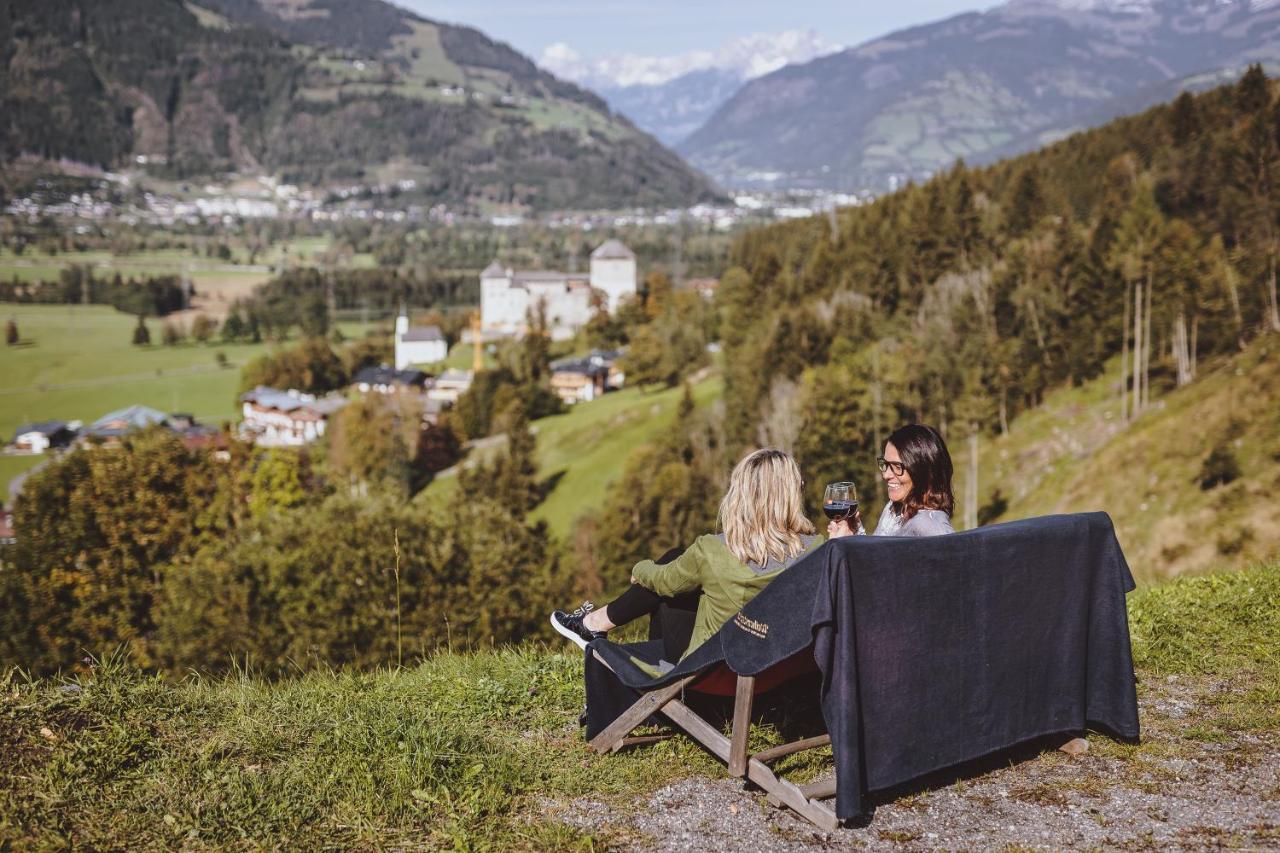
[480,240,637,341]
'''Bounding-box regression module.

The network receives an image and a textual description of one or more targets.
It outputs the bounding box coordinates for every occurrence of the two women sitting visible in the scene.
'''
[550,423,956,661]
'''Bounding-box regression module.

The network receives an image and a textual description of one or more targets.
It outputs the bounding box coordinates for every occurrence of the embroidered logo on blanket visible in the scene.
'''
[734,612,769,639]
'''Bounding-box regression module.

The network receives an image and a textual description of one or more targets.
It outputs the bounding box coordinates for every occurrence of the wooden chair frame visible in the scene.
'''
[587,650,840,831]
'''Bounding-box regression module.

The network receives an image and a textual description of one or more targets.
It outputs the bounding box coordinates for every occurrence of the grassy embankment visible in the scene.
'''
[0,304,373,489]
[418,373,724,540]
[1,560,1275,848]
[955,338,1279,581]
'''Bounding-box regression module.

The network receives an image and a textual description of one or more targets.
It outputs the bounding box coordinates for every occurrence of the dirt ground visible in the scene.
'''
[548,679,1280,850]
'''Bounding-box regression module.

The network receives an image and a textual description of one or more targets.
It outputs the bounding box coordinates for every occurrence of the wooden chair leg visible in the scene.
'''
[587,656,697,755]
[661,698,839,831]
[728,675,755,777]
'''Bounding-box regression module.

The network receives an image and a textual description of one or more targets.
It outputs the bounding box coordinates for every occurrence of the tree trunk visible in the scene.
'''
[1223,259,1245,348]
[1270,246,1280,332]
[1026,297,1050,363]
[1191,314,1198,381]
[999,391,1009,436]
[1144,269,1153,409]
[1121,278,1131,422]
[1132,280,1143,418]
[1173,313,1191,387]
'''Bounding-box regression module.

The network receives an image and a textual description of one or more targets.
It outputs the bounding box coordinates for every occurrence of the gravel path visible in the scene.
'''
[546,679,1280,850]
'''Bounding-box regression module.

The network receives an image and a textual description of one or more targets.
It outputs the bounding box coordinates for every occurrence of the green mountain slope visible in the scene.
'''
[960,340,1279,582]
[0,0,717,210]
[680,0,1280,190]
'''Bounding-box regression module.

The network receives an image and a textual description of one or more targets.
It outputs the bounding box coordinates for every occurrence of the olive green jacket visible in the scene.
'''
[631,533,823,664]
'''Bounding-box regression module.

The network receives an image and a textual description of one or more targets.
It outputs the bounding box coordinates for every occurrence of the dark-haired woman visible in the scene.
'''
[829,423,956,539]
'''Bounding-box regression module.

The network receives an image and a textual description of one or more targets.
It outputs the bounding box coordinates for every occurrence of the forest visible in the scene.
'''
[564,67,1280,578]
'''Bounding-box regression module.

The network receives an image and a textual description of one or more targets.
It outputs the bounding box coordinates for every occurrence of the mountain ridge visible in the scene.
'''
[679,0,1280,189]
[0,0,718,210]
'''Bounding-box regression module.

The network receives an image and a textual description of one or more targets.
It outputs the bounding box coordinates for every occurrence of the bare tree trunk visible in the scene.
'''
[1270,247,1280,332]
[1144,269,1154,409]
[1223,259,1245,347]
[1027,297,1050,363]
[1173,313,1192,387]
[966,429,979,531]
[1132,280,1143,418]
[999,391,1009,436]
[1191,314,1198,380]
[872,347,883,452]
[1121,278,1131,422]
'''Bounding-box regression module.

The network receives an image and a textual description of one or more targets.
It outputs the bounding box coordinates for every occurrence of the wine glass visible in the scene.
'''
[823,481,858,521]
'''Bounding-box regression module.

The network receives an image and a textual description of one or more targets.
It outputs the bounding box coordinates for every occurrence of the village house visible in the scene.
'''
[394,311,447,369]
[426,368,473,405]
[480,240,637,341]
[239,387,348,447]
[168,413,230,456]
[10,420,76,454]
[351,364,429,395]
[549,350,625,405]
[84,405,169,443]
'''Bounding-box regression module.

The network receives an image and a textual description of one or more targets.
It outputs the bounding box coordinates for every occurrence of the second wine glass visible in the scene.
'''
[822,481,858,521]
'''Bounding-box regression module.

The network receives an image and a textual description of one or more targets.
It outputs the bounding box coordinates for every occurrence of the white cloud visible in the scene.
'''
[541,29,843,89]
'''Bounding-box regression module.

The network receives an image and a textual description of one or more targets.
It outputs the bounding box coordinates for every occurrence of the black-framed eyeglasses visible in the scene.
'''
[876,456,907,477]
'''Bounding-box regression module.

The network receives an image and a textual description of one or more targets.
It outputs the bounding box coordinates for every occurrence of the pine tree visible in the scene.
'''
[1236,63,1270,114]
[131,314,151,346]
[4,317,17,345]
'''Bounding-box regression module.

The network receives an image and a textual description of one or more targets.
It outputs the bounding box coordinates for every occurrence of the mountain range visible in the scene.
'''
[0,0,718,210]
[677,0,1280,190]
[541,30,841,147]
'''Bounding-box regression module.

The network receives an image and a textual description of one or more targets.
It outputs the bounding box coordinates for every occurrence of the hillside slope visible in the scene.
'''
[965,339,1279,582]
[680,0,1280,189]
[0,0,717,210]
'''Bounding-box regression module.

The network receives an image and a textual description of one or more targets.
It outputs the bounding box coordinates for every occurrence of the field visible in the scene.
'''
[957,339,1280,581]
[0,240,376,321]
[417,373,723,540]
[2,559,1275,848]
[0,304,371,492]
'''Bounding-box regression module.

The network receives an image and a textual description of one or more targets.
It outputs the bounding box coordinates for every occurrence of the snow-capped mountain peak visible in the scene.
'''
[541,29,842,90]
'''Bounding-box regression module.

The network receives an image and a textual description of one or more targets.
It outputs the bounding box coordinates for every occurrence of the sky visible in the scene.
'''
[402,1,992,64]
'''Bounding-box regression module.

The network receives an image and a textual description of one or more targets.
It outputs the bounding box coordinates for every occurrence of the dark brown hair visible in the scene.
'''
[887,424,955,522]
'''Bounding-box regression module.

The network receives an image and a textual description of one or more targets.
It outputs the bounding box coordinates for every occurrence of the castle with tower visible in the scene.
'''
[480,239,637,341]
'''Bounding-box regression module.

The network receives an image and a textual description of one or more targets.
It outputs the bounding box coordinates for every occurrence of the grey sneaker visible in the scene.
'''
[550,602,605,650]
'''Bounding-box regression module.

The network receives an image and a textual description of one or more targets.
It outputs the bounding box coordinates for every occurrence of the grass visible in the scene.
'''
[0,304,371,444]
[957,338,1280,581]
[417,373,724,539]
[1,559,1275,849]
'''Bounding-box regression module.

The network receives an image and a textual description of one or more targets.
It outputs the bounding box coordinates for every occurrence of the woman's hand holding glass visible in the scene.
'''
[823,481,861,539]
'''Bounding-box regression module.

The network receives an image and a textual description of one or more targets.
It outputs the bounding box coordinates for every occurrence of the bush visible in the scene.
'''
[1198,444,1241,490]
[131,315,151,346]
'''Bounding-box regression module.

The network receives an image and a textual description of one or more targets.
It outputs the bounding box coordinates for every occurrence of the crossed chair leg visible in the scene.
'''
[587,653,841,831]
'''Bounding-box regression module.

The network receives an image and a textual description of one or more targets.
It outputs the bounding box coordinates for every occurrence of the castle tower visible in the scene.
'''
[589,240,637,314]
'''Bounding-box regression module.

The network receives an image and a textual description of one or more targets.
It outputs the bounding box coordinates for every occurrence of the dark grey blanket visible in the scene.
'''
[588,512,1140,820]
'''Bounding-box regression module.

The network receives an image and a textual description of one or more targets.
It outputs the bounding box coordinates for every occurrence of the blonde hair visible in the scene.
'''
[718,448,815,567]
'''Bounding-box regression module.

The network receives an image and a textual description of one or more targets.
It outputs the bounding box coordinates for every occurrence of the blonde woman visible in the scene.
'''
[551,448,820,663]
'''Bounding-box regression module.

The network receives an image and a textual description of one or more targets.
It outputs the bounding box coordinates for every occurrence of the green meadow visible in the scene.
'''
[418,373,723,539]
[0,303,371,452]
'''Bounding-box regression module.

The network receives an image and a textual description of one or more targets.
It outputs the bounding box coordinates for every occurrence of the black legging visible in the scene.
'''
[604,547,700,661]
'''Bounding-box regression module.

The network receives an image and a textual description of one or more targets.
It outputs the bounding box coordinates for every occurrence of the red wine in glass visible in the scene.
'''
[823,481,858,520]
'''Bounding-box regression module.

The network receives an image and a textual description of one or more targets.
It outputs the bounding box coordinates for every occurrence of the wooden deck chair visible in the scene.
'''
[587,645,840,831]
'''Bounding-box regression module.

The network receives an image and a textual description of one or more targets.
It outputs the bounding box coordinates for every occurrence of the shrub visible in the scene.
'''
[1198,444,1241,490]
